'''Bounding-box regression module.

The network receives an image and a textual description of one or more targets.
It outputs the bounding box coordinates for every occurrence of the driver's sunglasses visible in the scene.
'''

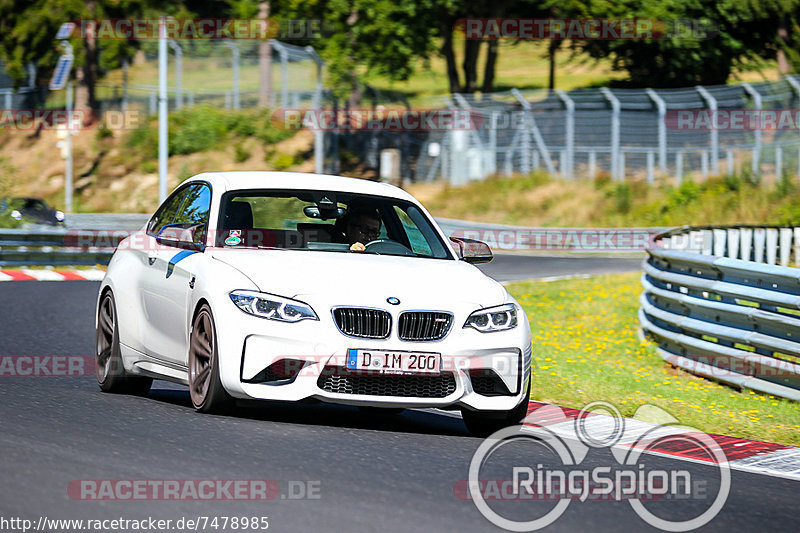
[349,222,381,238]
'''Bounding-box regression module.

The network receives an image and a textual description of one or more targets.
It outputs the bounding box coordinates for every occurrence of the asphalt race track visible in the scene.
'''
[0,256,796,532]
[476,254,644,282]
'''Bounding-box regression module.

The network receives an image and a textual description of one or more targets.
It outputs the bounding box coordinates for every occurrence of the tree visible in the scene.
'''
[284,0,440,104]
[0,1,214,113]
[573,0,800,87]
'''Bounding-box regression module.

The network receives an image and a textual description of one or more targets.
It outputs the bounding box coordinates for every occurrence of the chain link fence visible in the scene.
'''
[416,76,800,184]
[93,39,323,116]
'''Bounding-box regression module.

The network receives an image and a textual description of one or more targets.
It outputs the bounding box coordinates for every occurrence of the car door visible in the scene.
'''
[140,183,211,365]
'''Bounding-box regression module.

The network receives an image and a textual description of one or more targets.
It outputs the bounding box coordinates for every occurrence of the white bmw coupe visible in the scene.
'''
[95,171,531,435]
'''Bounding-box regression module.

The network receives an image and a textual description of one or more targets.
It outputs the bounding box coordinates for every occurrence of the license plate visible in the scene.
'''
[346,349,441,374]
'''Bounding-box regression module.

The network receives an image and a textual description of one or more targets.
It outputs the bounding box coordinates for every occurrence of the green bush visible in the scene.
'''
[123,106,295,161]
[233,142,251,163]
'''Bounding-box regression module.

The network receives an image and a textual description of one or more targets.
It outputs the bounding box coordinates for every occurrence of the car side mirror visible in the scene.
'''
[450,237,493,264]
[156,224,205,251]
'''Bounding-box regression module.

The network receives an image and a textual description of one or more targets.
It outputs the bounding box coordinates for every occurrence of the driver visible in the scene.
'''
[341,205,382,251]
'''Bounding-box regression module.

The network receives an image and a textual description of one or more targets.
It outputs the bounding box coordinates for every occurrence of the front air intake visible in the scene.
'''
[332,307,391,339]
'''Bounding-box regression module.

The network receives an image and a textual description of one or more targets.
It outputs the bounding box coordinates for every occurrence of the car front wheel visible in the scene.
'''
[189,304,233,413]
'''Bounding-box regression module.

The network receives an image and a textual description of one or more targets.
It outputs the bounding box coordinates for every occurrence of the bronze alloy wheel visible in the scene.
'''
[189,305,233,413]
[95,293,116,384]
[95,290,151,395]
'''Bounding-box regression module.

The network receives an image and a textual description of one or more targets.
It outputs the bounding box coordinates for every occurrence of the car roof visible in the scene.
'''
[183,171,416,202]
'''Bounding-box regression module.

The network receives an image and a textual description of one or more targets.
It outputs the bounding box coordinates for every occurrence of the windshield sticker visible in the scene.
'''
[225,235,242,246]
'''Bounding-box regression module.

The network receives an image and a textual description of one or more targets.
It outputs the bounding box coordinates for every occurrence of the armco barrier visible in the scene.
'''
[1,215,660,267]
[0,214,148,267]
[640,226,800,401]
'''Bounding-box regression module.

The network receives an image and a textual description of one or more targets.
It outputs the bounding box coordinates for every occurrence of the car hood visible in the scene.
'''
[209,248,507,309]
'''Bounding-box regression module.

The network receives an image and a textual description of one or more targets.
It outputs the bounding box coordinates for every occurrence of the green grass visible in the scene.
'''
[364,39,627,106]
[506,272,800,445]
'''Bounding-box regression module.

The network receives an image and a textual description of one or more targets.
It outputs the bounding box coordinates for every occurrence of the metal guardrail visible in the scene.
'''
[0,228,117,267]
[1,214,660,267]
[640,226,800,401]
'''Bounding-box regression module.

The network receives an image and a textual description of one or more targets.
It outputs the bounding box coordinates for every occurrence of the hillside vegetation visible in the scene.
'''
[0,106,312,214]
[408,171,800,228]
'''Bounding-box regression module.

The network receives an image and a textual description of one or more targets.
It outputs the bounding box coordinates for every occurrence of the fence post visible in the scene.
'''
[676,151,683,184]
[741,82,762,178]
[647,151,655,183]
[646,88,668,174]
[696,86,718,176]
[512,88,556,176]
[727,149,734,175]
[453,93,488,179]
[504,118,520,176]
[601,88,621,181]
[589,150,596,179]
[270,41,290,110]
[619,151,626,180]
[306,45,324,175]
[488,111,497,176]
[776,146,783,181]
[224,41,240,110]
[3,90,11,110]
[701,150,709,180]
[555,89,574,179]
[787,75,800,181]
[122,58,129,113]
[149,90,156,115]
[168,39,182,109]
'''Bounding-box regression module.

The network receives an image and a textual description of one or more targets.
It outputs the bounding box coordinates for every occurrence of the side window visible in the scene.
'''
[146,187,188,236]
[174,184,212,244]
[174,184,211,226]
[393,206,432,256]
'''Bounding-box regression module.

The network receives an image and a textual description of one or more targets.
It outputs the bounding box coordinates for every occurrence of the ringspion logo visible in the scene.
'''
[462,402,730,531]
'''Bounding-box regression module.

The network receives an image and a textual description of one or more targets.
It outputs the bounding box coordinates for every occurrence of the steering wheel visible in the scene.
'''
[363,239,415,257]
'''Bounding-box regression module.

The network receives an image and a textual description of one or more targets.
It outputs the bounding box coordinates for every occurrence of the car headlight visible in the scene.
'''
[10,210,22,220]
[463,303,518,332]
[229,290,318,322]
[55,211,65,222]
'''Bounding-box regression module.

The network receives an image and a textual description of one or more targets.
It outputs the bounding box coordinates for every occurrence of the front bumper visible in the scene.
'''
[214,303,532,412]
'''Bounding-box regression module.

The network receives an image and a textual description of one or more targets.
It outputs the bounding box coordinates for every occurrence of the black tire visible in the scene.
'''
[95,290,152,395]
[189,304,234,414]
[461,380,530,437]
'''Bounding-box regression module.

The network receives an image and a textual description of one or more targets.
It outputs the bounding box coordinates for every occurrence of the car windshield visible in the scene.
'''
[216,190,452,259]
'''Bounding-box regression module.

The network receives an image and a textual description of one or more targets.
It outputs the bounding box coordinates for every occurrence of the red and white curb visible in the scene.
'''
[523,401,800,481]
[0,269,106,281]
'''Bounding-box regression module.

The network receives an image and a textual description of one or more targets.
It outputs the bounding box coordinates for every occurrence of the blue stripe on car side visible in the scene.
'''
[166,250,196,278]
